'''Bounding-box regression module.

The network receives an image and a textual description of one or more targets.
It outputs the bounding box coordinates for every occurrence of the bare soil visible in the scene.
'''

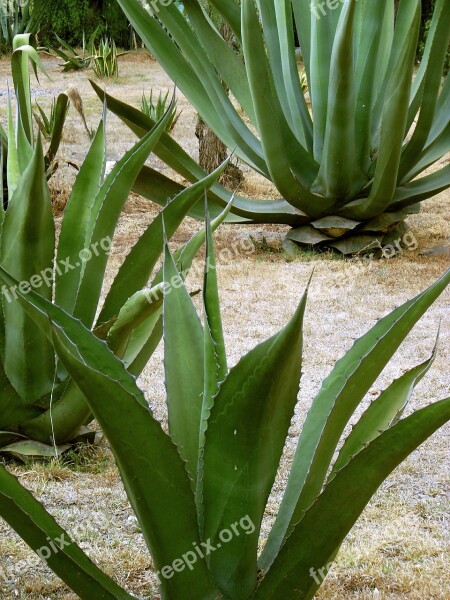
[0,53,449,600]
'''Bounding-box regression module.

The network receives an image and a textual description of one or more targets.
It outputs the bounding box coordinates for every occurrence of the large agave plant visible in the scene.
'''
[101,0,450,254]
[0,213,448,598]
[0,80,228,458]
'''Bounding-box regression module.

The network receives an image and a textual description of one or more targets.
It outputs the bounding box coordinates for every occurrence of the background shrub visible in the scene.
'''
[35,0,133,49]
[418,0,449,74]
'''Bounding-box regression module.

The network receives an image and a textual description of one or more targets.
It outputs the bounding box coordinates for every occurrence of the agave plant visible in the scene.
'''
[49,28,100,72]
[0,80,228,459]
[33,96,70,141]
[0,0,44,52]
[92,36,128,79]
[0,209,448,596]
[0,34,71,193]
[141,88,181,132]
[99,0,450,254]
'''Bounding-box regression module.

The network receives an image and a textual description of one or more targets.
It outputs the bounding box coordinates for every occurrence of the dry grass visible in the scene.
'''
[0,54,449,599]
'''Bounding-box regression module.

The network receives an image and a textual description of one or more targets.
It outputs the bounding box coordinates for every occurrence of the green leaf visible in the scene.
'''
[353,0,392,172]
[19,380,91,446]
[107,285,164,360]
[241,0,317,200]
[72,106,173,328]
[391,163,450,210]
[260,267,450,570]
[46,92,70,166]
[0,364,41,431]
[98,160,228,326]
[0,138,55,401]
[313,0,367,198]
[330,339,438,476]
[258,0,312,150]
[399,0,450,179]
[128,198,235,377]
[202,282,309,598]
[0,440,71,460]
[0,266,219,599]
[55,118,106,315]
[353,0,420,219]
[196,204,228,521]
[91,83,310,226]
[116,0,267,175]
[255,398,450,600]
[182,0,256,125]
[0,464,137,599]
[163,241,204,484]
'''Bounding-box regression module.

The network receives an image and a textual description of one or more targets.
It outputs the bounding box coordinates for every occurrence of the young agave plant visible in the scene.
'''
[92,37,128,79]
[0,84,228,459]
[0,33,70,192]
[141,88,181,132]
[102,0,449,254]
[0,213,448,598]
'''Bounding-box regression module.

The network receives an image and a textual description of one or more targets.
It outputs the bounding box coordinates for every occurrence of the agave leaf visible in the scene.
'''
[127,199,235,377]
[134,164,307,225]
[0,464,137,598]
[163,241,204,484]
[313,0,366,198]
[6,94,20,198]
[0,365,41,431]
[201,204,228,421]
[399,0,450,180]
[72,106,173,328]
[407,0,448,133]
[286,226,333,246]
[182,0,256,124]
[46,92,70,166]
[0,139,55,401]
[11,42,48,144]
[255,398,450,600]
[391,163,450,209]
[196,204,228,521]
[0,440,71,460]
[98,160,228,326]
[207,0,242,41]
[91,83,309,226]
[328,234,382,255]
[401,121,450,182]
[107,284,164,360]
[242,0,318,200]
[353,0,391,171]
[54,117,106,314]
[353,0,420,219]
[427,72,450,144]
[117,0,267,175]
[260,267,450,570]
[309,0,340,161]
[19,380,91,446]
[259,0,313,150]
[0,266,219,599]
[291,1,312,83]
[330,337,438,477]
[0,431,26,447]
[202,283,308,598]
